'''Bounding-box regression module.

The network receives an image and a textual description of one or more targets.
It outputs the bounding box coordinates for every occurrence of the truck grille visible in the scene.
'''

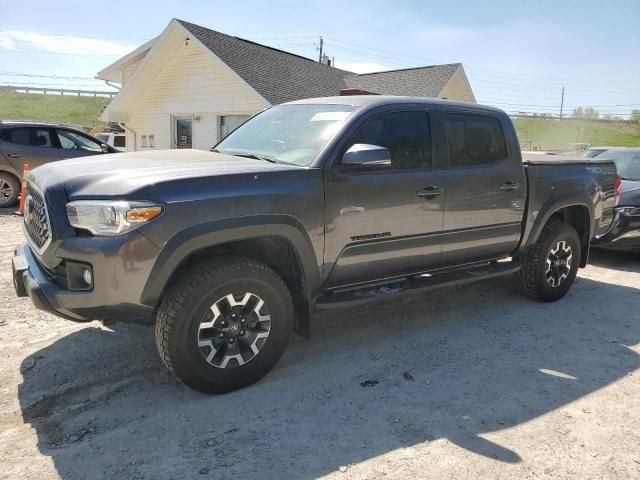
[23,184,51,252]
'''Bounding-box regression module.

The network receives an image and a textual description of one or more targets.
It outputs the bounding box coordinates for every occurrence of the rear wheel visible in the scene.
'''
[155,256,294,393]
[516,219,581,302]
[0,173,20,208]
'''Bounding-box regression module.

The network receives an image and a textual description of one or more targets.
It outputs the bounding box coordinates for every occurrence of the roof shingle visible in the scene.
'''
[177,20,465,104]
[343,64,461,97]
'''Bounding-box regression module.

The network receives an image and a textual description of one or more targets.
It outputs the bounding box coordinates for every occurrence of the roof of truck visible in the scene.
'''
[286,95,504,113]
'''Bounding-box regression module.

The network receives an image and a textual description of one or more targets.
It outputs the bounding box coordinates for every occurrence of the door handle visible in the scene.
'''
[340,205,365,216]
[416,185,445,198]
[499,181,520,191]
[7,153,21,158]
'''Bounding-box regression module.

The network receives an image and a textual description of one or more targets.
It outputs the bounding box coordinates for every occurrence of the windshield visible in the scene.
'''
[215,104,356,166]
[599,150,640,180]
[95,133,109,143]
[583,148,608,158]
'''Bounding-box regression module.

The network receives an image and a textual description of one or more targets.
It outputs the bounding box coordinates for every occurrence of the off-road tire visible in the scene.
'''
[155,256,294,393]
[516,219,581,302]
[0,173,20,208]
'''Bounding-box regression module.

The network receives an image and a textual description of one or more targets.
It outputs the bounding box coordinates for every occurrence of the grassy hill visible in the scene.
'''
[2,90,639,150]
[513,117,640,151]
[0,90,109,129]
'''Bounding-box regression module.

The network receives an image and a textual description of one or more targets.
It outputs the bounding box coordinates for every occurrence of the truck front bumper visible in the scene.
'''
[12,236,160,324]
[593,207,640,252]
[13,243,89,321]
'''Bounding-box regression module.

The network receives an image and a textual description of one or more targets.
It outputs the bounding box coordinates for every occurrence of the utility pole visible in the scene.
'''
[560,86,565,119]
[318,36,323,63]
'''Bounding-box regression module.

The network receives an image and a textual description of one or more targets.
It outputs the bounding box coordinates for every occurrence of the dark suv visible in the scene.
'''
[0,121,117,207]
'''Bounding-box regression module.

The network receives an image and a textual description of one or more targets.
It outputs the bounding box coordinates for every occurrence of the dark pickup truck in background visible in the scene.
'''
[12,96,619,393]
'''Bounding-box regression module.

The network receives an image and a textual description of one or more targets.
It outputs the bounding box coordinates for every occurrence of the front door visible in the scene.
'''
[324,110,446,287]
[174,117,193,149]
[439,112,526,265]
[55,128,104,160]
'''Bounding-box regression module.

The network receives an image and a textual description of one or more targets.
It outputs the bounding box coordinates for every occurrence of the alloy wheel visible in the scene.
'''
[0,178,16,203]
[197,292,271,369]
[545,240,573,287]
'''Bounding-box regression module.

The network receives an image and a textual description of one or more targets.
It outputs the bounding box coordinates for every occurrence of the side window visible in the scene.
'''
[114,135,126,148]
[34,129,53,148]
[444,114,507,167]
[2,128,31,146]
[57,130,102,152]
[345,111,432,169]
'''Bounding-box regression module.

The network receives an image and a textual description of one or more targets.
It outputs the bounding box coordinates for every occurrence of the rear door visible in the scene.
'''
[438,111,526,265]
[324,108,447,287]
[55,128,104,159]
[0,127,60,170]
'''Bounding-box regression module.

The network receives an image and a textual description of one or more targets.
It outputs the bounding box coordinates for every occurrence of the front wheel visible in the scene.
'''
[155,256,294,393]
[0,173,20,208]
[516,219,581,302]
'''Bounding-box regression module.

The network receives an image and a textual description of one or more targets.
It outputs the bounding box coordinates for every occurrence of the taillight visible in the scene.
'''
[614,174,622,206]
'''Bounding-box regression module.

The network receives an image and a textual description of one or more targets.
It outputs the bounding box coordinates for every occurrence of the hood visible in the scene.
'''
[619,179,640,207]
[34,149,299,198]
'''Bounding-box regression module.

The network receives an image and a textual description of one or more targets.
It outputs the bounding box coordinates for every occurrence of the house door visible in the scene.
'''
[173,117,193,149]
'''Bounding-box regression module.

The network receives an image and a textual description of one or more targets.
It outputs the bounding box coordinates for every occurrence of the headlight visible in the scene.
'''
[66,200,163,236]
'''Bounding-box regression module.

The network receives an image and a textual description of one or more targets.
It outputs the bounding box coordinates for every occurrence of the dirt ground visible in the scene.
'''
[0,208,639,480]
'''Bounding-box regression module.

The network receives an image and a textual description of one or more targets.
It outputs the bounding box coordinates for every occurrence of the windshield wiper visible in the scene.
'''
[232,152,277,163]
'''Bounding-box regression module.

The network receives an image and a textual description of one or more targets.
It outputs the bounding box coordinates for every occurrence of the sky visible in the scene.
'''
[0,0,639,117]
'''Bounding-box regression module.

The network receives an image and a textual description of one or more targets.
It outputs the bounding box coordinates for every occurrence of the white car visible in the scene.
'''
[95,132,126,152]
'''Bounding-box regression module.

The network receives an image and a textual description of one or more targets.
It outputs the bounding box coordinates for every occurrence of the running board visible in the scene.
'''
[315,260,521,310]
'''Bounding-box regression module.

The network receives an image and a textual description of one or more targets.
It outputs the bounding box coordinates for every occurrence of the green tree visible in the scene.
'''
[572,106,584,118]
[583,107,599,119]
[631,109,640,122]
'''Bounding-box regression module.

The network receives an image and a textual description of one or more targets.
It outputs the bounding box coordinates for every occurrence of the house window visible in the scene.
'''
[219,115,251,140]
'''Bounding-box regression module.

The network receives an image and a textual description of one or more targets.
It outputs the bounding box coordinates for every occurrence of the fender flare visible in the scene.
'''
[0,165,21,182]
[140,215,322,307]
[520,193,594,266]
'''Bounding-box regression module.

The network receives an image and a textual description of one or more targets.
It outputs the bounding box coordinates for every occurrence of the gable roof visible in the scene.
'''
[344,64,462,97]
[177,19,352,104]
[97,36,158,83]
[176,20,471,104]
[97,19,473,107]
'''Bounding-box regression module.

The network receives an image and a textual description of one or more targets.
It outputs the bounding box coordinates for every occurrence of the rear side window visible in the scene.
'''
[1,128,31,146]
[444,114,507,167]
[347,111,432,169]
[114,135,126,148]
[0,127,54,147]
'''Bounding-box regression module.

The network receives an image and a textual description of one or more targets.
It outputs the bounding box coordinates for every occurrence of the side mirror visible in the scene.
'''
[100,144,110,154]
[342,143,391,166]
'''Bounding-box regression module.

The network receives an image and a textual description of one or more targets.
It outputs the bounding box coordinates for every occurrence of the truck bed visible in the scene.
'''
[523,156,618,240]
[522,152,615,165]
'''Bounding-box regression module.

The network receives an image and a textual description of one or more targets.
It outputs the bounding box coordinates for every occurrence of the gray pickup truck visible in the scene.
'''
[12,96,619,393]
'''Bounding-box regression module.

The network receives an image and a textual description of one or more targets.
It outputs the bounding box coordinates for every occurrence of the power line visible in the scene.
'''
[0,71,98,80]
[1,25,638,87]
[0,49,122,58]
[324,36,640,86]
[0,81,115,87]
[0,26,149,43]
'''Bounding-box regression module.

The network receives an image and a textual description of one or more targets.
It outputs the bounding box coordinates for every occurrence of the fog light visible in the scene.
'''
[82,268,93,286]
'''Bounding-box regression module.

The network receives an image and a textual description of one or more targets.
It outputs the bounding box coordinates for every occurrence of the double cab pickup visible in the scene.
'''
[12,96,619,393]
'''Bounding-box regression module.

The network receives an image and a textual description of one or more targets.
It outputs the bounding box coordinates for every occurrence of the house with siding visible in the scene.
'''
[97,19,476,152]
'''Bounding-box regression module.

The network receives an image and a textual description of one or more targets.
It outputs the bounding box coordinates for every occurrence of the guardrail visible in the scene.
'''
[0,85,116,98]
